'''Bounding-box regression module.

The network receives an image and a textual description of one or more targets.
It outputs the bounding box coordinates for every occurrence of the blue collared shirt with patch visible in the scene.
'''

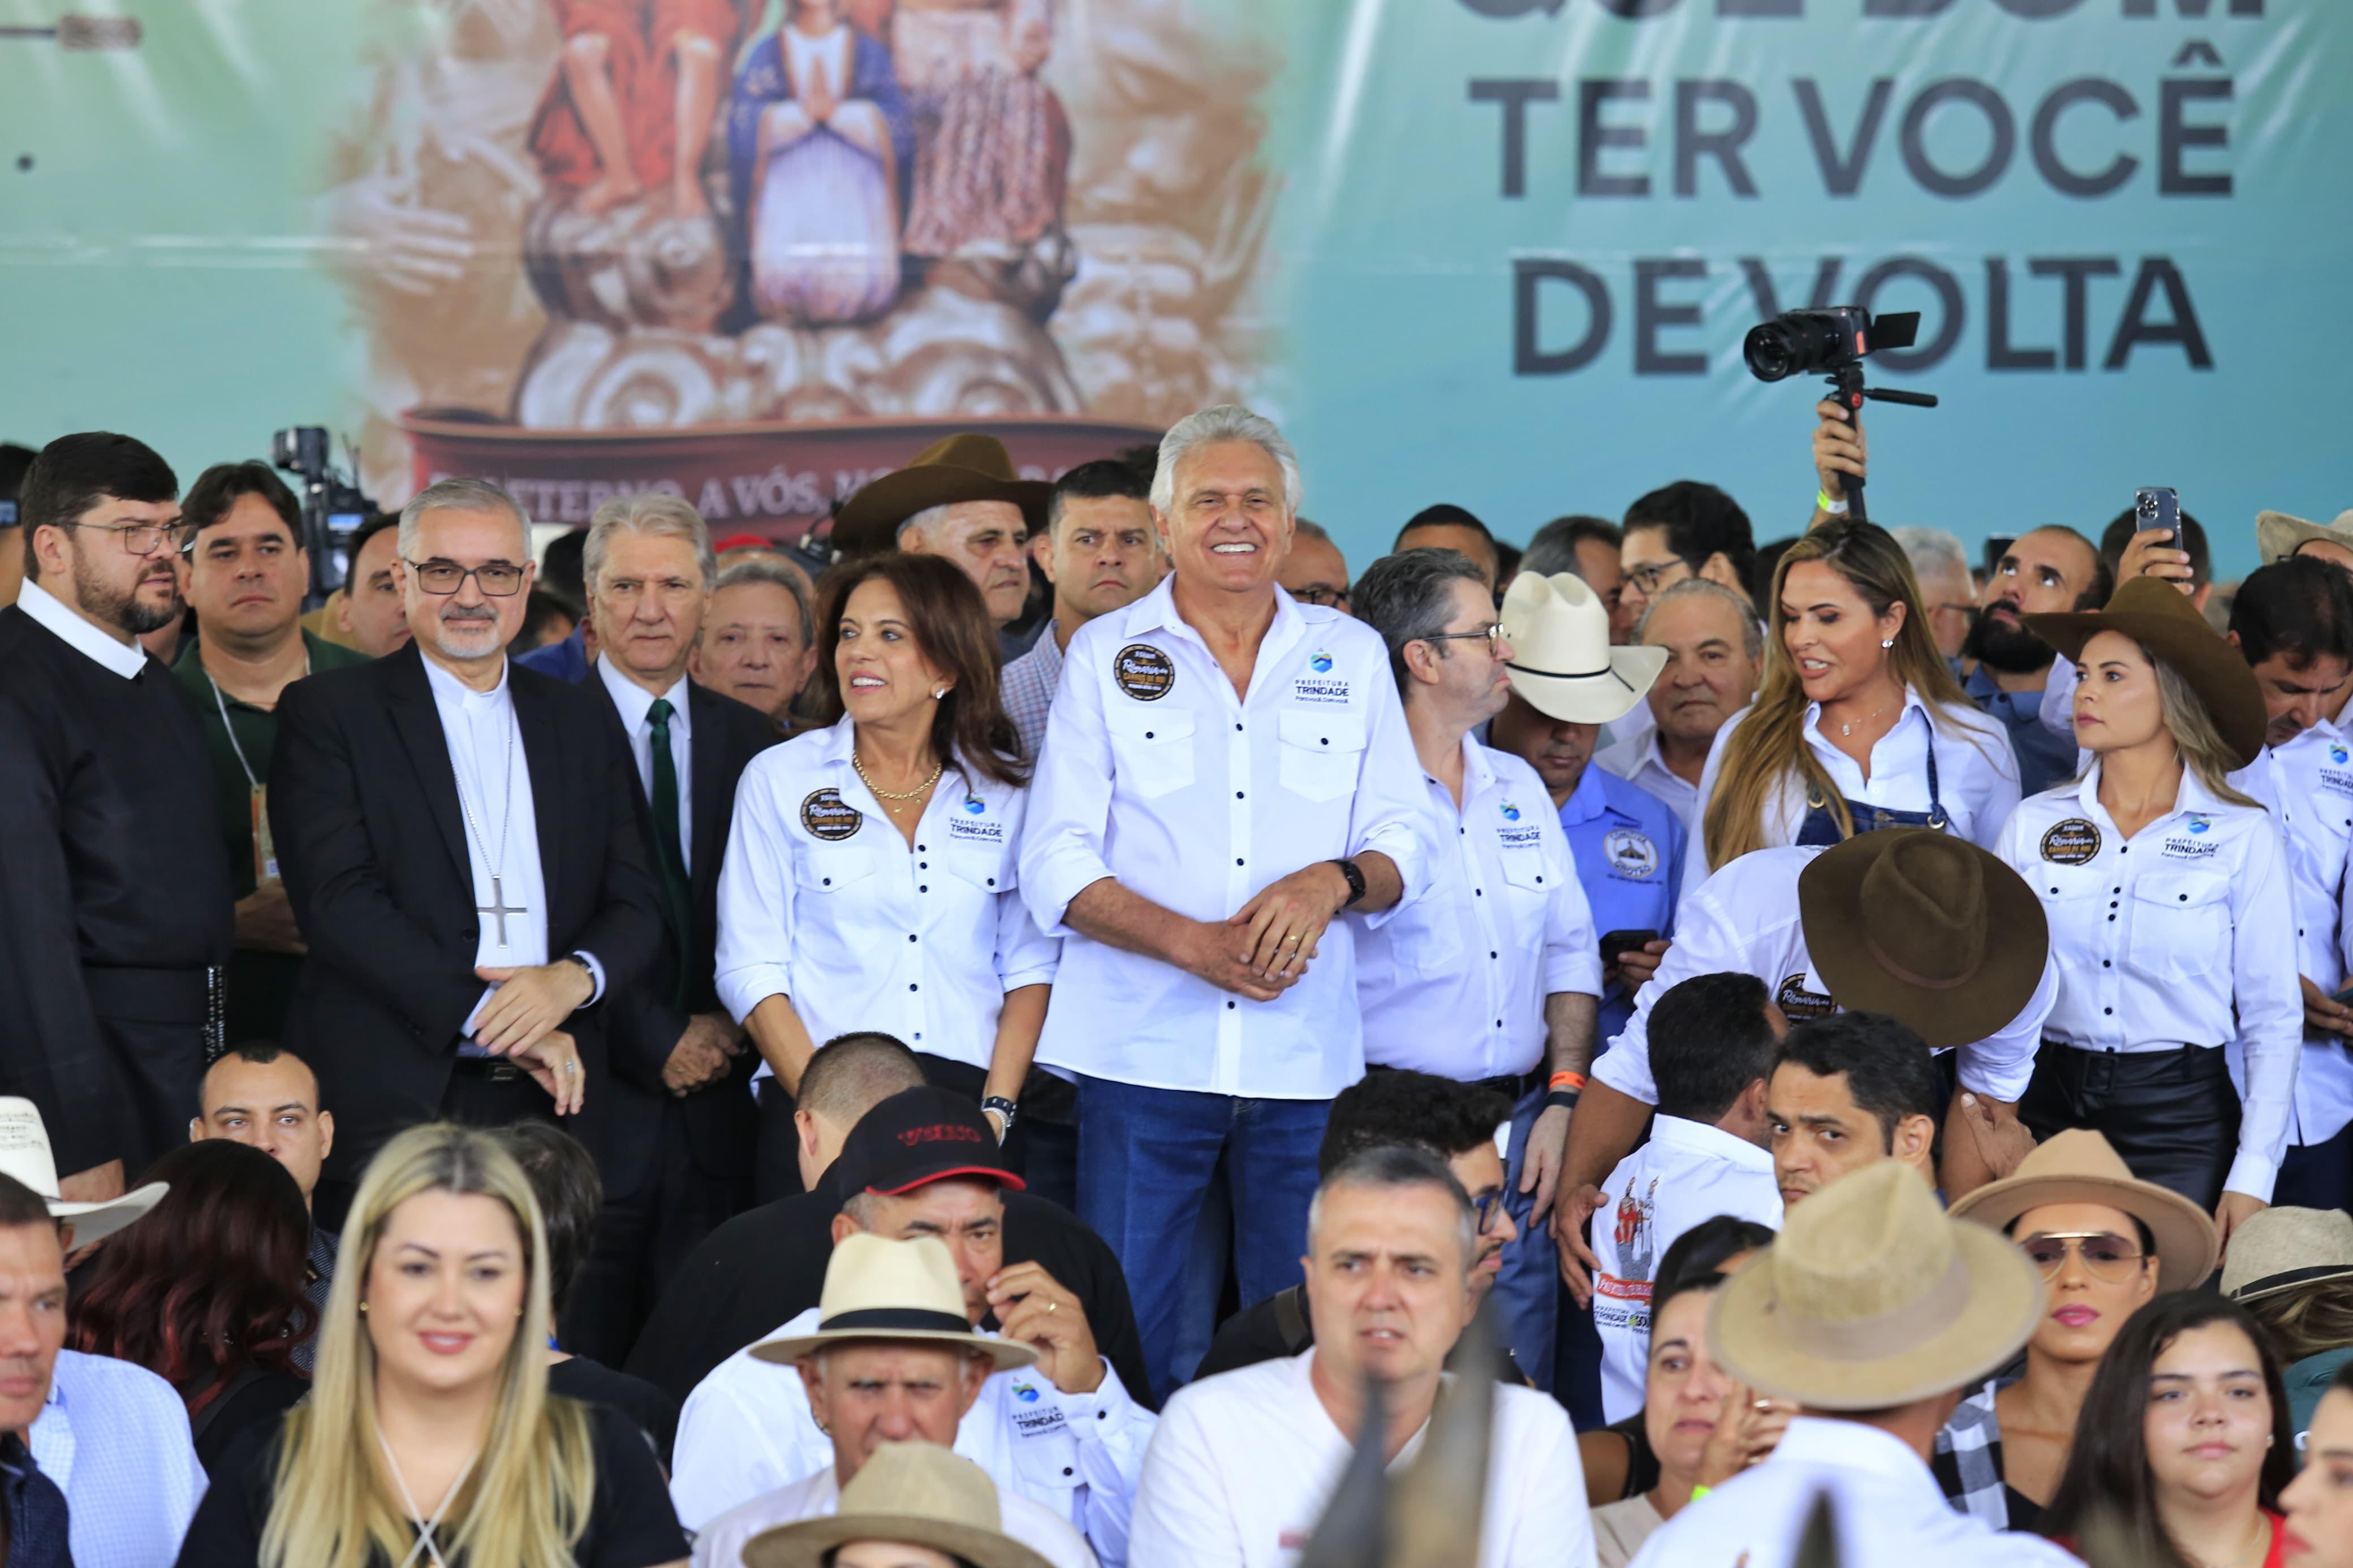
[1557,762,1687,1042]
[1962,661,2077,798]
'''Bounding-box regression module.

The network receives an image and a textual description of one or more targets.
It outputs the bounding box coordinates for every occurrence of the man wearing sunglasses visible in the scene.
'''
[0,432,234,1204]
[269,477,665,1224]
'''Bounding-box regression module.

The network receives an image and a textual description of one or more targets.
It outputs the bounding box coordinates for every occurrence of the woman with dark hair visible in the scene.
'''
[70,1138,313,1476]
[716,552,1057,1156]
[2043,1293,2296,1568]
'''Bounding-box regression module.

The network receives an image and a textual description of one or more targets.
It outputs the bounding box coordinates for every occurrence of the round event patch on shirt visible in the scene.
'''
[1604,828,1660,880]
[2040,818,2101,865]
[800,787,864,841]
[1113,643,1175,702]
[1774,972,1835,1021]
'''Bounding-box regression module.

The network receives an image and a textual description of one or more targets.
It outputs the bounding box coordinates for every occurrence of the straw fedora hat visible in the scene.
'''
[1710,1160,2044,1410]
[0,1098,165,1247]
[1498,571,1668,724]
[2220,1206,2353,1303]
[2256,508,2353,565]
[2023,574,2268,768]
[1798,829,2049,1052]
[750,1233,1037,1372]
[832,434,1053,558]
[1950,1129,2218,1293]
[743,1441,1053,1568]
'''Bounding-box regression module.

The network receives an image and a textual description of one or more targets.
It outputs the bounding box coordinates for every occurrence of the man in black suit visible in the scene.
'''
[269,478,663,1222]
[544,493,778,1361]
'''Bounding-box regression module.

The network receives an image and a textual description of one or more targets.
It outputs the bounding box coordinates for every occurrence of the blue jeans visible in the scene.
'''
[1494,1085,1559,1395]
[1075,1075,1331,1402]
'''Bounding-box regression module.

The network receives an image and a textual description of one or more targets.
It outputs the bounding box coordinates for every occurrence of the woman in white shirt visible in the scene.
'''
[1692,520,2018,891]
[1995,577,2298,1244]
[716,554,1056,1151]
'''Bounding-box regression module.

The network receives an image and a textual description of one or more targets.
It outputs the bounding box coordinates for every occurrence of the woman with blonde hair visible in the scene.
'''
[1691,519,2020,891]
[1995,577,2299,1246]
[174,1122,688,1568]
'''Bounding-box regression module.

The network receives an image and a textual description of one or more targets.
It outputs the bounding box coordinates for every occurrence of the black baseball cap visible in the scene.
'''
[832,1087,1023,1204]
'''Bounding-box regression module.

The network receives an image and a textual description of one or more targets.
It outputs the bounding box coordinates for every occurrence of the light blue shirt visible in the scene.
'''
[30,1349,205,1568]
[1556,761,1686,1043]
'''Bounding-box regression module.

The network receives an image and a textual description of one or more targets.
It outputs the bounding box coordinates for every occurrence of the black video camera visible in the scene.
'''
[1742,306,1920,383]
[270,426,377,605]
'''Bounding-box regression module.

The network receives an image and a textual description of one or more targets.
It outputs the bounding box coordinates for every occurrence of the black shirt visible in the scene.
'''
[624,1176,1154,1410]
[174,1399,687,1567]
[1194,1285,1534,1388]
[190,1368,311,1482]
[550,1355,679,1468]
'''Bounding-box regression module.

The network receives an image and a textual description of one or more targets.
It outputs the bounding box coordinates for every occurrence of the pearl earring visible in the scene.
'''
[358,1300,369,1314]
[932,687,948,701]
[1880,638,1895,649]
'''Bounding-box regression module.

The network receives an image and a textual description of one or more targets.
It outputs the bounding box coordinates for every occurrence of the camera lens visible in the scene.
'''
[1743,325,1797,383]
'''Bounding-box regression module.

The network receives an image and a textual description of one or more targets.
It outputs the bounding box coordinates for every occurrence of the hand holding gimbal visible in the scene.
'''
[1746,306,1938,525]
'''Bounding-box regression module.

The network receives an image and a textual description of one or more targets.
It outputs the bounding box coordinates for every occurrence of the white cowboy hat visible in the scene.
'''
[2256,508,2353,565]
[744,1441,1053,1568]
[0,1098,166,1247]
[1499,571,1667,724]
[751,1233,1038,1372]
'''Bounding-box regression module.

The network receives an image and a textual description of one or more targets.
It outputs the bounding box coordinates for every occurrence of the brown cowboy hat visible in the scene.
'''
[1950,1129,2218,1293]
[1710,1160,2045,1410]
[1799,829,2048,1052]
[2023,575,2268,767]
[832,434,1053,557]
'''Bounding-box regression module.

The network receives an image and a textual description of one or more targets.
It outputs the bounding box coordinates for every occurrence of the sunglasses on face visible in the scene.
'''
[2020,1231,2147,1282]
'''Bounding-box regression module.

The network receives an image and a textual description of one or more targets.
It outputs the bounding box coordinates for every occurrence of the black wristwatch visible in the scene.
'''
[1330,858,1367,908]
[982,1096,1020,1139]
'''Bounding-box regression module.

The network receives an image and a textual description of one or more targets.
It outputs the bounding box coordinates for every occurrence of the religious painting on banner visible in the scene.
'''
[322,0,1278,542]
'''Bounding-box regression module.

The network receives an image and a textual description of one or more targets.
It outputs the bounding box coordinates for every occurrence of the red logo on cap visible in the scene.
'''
[899,1123,985,1148]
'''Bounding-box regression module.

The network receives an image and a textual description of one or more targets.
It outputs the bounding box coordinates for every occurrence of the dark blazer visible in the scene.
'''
[584,670,778,1199]
[268,644,665,1181]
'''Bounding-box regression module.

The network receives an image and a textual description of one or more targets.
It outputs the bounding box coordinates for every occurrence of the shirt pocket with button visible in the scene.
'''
[1277,708,1365,803]
[2033,859,2107,953]
[1496,836,1554,923]
[2127,869,2229,986]
[1106,705,1196,799]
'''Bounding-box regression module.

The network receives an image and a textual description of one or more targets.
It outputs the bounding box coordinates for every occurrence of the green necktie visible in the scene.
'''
[647,697,693,1010]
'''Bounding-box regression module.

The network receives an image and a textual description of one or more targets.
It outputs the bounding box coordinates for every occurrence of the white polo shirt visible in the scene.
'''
[1995,764,2303,1201]
[1129,1349,1593,1568]
[1591,1115,1783,1423]
[714,718,1058,1075]
[691,1463,1101,1568]
[1686,689,2022,893]
[1592,847,2056,1108]
[1596,724,1702,840]
[1019,577,1427,1099]
[1356,737,1602,1082]
[1628,1417,2084,1568]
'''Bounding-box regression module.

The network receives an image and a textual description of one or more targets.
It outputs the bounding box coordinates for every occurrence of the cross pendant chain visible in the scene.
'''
[456,712,524,947]
[479,874,526,946]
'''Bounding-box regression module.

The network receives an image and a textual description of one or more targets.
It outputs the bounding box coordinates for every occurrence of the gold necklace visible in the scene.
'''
[852,748,943,802]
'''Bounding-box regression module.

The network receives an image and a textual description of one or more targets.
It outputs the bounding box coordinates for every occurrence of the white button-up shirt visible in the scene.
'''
[1593,846,2056,1107]
[1628,1416,2083,1568]
[671,1306,1156,1565]
[715,717,1058,1076]
[1595,725,1702,840]
[1130,1349,1593,1568]
[15,580,149,679]
[1687,689,2022,893]
[597,656,693,873]
[1357,738,1601,1082]
[689,1461,1102,1568]
[1591,1115,1783,1423]
[1996,764,2303,1200]
[1020,578,1426,1099]
[31,1349,206,1568]
[2232,721,2353,1147]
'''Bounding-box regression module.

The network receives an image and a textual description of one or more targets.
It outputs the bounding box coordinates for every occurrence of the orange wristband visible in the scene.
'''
[1549,1071,1586,1092]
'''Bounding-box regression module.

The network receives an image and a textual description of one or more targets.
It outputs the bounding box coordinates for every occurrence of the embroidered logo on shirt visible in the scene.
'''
[1604,828,1660,880]
[962,796,986,814]
[800,788,864,841]
[1501,802,1522,822]
[1293,651,1350,706]
[1011,1379,1041,1403]
[1113,643,1175,702]
[1774,971,1835,1020]
[2332,743,2348,766]
[2186,813,2211,834]
[2040,818,2101,865]
[1309,650,1334,673]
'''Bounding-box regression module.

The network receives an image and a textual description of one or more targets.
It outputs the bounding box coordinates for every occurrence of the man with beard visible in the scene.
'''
[1958,527,2109,796]
[0,434,235,1200]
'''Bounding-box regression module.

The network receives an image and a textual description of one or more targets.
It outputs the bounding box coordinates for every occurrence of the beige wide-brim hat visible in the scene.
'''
[831,434,1053,557]
[750,1233,1037,1373]
[2256,508,2353,565]
[2221,1206,2353,1303]
[0,1098,165,1248]
[1711,1161,2045,1411]
[1951,1129,2219,1294]
[1499,571,1667,724]
[744,1441,1053,1568]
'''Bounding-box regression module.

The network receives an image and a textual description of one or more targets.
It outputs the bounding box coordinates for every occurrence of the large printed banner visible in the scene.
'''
[1,0,2347,570]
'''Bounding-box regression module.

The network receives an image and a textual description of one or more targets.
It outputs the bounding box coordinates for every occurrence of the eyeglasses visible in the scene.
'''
[1290,584,1349,610]
[75,519,195,558]
[1420,622,1506,655]
[405,558,527,597]
[2020,1232,2148,1282]
[1625,559,1696,596]
[1472,1190,1507,1236]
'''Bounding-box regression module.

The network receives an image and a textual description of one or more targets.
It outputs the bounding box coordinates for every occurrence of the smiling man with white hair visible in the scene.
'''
[1019,404,1427,1401]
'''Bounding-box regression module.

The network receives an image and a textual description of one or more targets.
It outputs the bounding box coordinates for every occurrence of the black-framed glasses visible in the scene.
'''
[1290,584,1349,609]
[1421,621,1506,655]
[1472,1190,1507,1236]
[405,558,527,597]
[76,519,195,558]
[1625,558,1696,596]
[2020,1232,2147,1282]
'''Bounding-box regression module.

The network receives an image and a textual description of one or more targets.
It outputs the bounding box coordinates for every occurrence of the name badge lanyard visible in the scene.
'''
[208,659,304,884]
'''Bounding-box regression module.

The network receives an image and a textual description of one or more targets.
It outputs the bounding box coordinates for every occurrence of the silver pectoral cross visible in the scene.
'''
[478,875,528,947]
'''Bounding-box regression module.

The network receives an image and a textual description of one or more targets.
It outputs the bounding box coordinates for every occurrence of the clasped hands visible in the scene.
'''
[1179,862,1354,1001]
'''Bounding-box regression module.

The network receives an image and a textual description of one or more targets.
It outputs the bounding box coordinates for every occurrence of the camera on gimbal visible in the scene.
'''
[1742,305,1938,526]
[270,426,377,603]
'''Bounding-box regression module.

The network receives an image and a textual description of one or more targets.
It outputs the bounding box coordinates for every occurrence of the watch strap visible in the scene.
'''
[1332,858,1367,908]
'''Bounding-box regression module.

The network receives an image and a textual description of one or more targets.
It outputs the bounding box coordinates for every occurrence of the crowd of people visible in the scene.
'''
[0,403,2351,1568]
